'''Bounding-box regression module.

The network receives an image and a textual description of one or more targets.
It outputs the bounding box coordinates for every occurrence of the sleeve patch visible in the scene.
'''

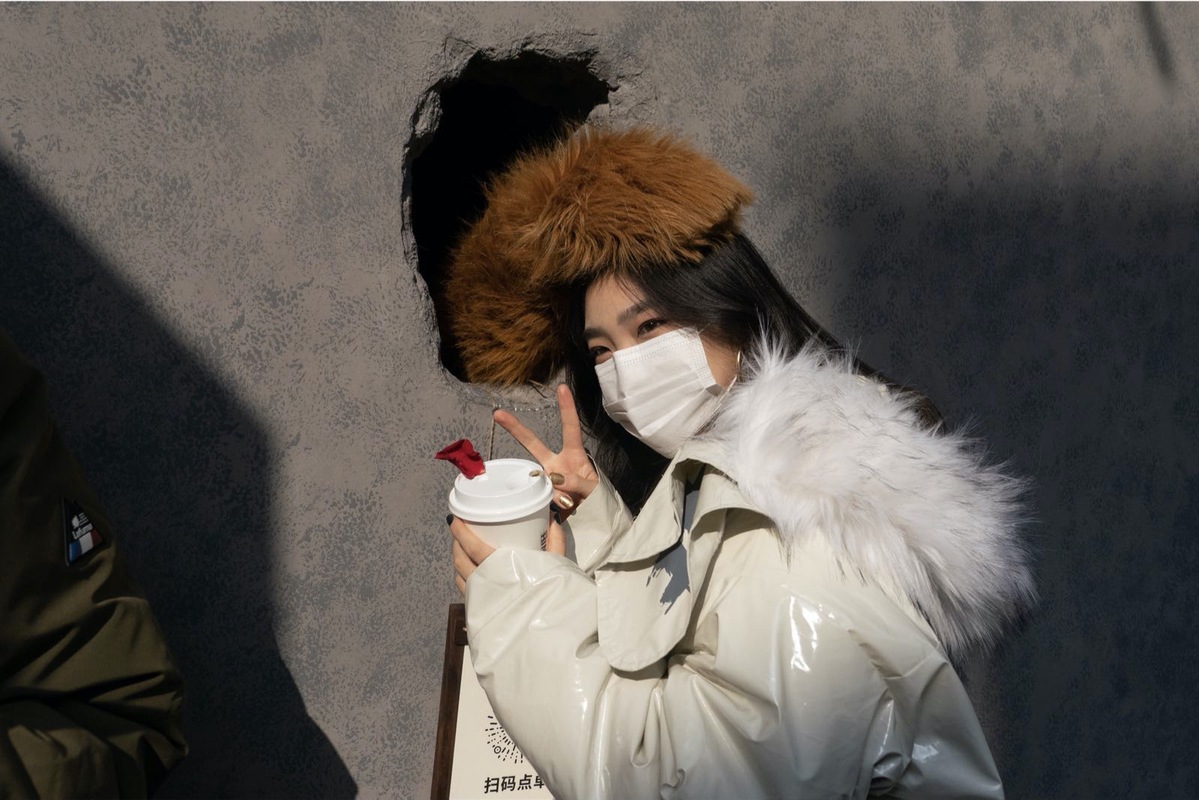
[63,498,106,566]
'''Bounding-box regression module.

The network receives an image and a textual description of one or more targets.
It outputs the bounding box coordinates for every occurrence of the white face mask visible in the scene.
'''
[595,328,728,458]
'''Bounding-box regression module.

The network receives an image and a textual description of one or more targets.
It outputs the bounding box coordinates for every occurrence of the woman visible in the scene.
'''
[445,126,1035,799]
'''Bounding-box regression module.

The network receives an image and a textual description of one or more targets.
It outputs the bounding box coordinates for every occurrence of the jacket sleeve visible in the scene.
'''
[0,333,187,798]
[563,464,632,575]
[465,551,897,799]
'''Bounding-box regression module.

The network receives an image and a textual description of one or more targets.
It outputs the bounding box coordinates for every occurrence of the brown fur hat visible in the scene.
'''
[444,125,753,384]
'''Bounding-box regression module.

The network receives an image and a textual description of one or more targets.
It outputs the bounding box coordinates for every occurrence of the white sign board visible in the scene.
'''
[447,647,554,799]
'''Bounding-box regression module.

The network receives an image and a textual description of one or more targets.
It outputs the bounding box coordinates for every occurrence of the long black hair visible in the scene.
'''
[563,233,940,509]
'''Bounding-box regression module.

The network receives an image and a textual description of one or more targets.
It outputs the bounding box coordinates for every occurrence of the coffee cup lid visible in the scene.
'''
[448,458,553,522]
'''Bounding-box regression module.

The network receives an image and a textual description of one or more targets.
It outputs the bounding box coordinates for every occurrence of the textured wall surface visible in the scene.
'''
[1,4,1197,797]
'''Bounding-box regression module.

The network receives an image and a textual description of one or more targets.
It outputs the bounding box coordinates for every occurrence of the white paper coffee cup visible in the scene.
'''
[448,458,553,550]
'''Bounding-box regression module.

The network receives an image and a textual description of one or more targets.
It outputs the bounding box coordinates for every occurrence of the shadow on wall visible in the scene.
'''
[1140,2,1176,86]
[0,159,356,797]
[818,168,1199,798]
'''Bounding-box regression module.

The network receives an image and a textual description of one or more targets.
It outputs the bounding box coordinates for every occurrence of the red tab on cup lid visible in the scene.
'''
[435,438,485,478]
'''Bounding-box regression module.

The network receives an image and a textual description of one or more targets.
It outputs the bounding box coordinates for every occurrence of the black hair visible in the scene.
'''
[564,232,941,510]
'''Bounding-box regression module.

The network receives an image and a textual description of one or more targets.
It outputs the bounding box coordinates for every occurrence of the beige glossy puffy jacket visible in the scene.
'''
[465,343,1034,799]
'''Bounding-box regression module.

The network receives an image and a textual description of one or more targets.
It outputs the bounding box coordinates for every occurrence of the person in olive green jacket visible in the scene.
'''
[0,330,187,797]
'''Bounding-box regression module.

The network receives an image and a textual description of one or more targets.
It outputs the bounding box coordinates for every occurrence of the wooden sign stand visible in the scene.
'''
[431,603,467,800]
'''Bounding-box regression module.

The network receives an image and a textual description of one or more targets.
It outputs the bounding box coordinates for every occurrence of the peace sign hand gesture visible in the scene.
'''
[493,384,598,518]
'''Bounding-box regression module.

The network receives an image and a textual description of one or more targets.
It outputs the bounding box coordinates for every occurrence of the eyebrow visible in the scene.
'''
[583,301,651,341]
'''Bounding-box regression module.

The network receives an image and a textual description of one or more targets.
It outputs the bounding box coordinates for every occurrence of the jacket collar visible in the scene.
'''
[603,438,753,564]
[597,447,750,671]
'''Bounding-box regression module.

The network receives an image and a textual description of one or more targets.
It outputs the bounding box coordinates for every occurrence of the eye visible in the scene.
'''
[589,345,612,365]
[637,318,668,337]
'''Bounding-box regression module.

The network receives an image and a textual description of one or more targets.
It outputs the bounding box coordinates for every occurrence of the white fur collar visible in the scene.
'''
[703,339,1037,654]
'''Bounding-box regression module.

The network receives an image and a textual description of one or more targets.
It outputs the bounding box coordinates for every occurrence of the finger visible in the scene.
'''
[450,515,496,566]
[548,472,566,486]
[455,574,466,596]
[551,493,577,520]
[453,538,476,582]
[545,518,567,556]
[552,472,594,499]
[552,473,598,511]
[557,384,586,453]
[493,408,553,464]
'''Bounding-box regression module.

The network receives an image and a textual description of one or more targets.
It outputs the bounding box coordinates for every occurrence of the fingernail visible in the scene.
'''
[549,472,565,486]
[556,494,575,509]
[445,514,453,526]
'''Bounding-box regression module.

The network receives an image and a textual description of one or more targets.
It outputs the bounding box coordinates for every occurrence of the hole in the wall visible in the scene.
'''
[411,50,611,383]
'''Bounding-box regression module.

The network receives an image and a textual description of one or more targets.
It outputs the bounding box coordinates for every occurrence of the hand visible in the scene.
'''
[493,384,598,519]
[450,516,567,596]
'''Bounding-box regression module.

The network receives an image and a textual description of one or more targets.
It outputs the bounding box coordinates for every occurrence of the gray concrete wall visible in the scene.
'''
[1,3,1196,797]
